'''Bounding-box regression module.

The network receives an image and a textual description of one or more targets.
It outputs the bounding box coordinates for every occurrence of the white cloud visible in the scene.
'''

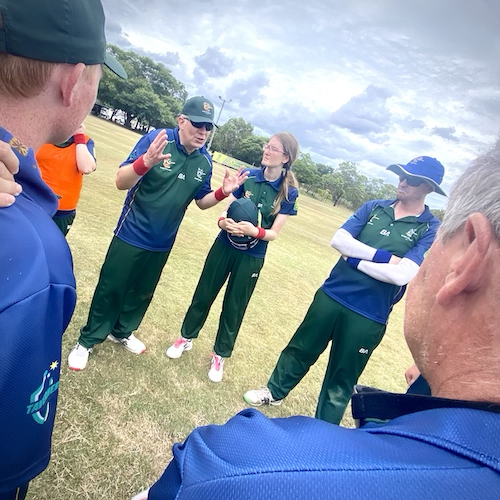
[101,0,500,208]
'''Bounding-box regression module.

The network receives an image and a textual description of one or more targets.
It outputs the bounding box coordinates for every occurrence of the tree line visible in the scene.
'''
[98,45,187,130]
[210,117,398,209]
[97,46,446,214]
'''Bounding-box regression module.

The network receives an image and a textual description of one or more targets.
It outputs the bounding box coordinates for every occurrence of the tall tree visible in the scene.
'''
[211,118,254,157]
[293,153,321,192]
[233,136,267,166]
[97,45,186,130]
[321,171,345,206]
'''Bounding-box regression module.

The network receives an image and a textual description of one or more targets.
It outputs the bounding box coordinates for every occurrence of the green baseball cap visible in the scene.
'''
[0,0,127,78]
[182,96,216,124]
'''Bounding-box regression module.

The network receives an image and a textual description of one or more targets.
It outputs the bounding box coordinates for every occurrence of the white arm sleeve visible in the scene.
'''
[330,228,378,260]
[357,257,420,286]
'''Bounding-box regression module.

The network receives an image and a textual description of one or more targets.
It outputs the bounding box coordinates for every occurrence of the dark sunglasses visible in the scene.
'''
[189,120,214,131]
[399,174,425,187]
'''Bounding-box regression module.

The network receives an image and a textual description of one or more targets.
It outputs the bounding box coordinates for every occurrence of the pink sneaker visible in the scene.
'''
[165,337,193,359]
[208,353,224,382]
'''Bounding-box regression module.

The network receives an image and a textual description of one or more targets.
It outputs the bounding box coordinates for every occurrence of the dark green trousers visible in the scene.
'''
[268,288,386,425]
[53,210,76,236]
[79,237,170,348]
[181,238,264,357]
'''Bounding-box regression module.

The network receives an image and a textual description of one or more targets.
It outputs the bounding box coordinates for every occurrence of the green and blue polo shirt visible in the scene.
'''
[115,127,213,252]
[218,168,299,258]
[322,199,440,324]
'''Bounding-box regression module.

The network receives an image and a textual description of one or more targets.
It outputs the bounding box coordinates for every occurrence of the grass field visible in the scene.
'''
[29,115,414,499]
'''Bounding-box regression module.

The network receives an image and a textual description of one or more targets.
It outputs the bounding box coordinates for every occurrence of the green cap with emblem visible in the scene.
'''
[181,96,216,124]
[0,0,127,79]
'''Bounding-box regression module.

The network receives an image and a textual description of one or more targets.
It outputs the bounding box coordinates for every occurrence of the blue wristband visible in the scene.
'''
[373,249,392,263]
[346,257,361,269]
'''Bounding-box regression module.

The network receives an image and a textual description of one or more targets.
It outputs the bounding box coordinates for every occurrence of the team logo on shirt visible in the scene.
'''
[380,229,391,236]
[194,167,206,182]
[161,158,175,171]
[26,361,60,425]
[402,228,418,241]
[367,214,379,225]
[9,136,28,157]
[244,190,253,198]
[178,172,186,180]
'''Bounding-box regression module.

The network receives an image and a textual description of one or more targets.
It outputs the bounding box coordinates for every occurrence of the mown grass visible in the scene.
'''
[29,115,414,499]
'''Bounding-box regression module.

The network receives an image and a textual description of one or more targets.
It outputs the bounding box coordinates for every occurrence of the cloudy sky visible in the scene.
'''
[102,0,500,208]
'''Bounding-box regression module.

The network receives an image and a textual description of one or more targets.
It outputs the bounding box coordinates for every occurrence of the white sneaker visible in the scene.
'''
[166,337,193,359]
[131,488,150,500]
[208,354,224,383]
[243,387,283,407]
[68,343,93,371]
[107,333,146,354]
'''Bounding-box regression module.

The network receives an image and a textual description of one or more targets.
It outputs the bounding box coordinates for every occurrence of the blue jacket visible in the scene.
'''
[148,391,500,499]
[0,126,76,491]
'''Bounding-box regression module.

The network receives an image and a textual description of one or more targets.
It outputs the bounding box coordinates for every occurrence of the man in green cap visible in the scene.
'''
[0,0,126,497]
[69,96,248,371]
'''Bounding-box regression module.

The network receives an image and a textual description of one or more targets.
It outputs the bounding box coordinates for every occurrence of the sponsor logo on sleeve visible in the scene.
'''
[26,361,60,424]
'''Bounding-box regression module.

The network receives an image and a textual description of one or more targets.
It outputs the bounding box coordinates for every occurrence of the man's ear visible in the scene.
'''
[436,213,493,305]
[59,63,86,107]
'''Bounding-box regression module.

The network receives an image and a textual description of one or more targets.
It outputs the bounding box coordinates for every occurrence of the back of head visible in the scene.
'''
[439,141,500,242]
[0,0,126,98]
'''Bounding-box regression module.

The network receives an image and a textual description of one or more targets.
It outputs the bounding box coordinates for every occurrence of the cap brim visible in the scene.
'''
[104,52,127,79]
[387,164,447,196]
[187,114,217,126]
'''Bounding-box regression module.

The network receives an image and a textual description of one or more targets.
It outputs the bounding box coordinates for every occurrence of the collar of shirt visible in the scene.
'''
[377,199,434,222]
[253,167,284,191]
[352,384,500,427]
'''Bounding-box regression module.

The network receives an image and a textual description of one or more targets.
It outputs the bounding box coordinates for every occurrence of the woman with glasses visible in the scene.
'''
[166,132,300,382]
[68,96,248,371]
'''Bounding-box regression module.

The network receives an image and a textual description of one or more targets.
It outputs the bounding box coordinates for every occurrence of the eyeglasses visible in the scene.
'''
[189,119,214,131]
[399,174,426,187]
[262,144,284,154]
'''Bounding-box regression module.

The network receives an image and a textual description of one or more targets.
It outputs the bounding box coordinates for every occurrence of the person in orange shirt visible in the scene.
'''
[37,123,96,235]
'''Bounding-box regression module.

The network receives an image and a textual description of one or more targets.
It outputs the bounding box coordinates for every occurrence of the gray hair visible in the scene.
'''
[439,140,500,241]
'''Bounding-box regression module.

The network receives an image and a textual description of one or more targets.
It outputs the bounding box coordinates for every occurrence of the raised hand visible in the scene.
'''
[144,130,171,168]
[221,167,249,195]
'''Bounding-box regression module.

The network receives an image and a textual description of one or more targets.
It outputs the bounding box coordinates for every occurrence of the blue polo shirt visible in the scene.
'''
[115,128,213,252]
[148,402,500,500]
[322,199,440,324]
[0,126,76,492]
[218,168,298,258]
